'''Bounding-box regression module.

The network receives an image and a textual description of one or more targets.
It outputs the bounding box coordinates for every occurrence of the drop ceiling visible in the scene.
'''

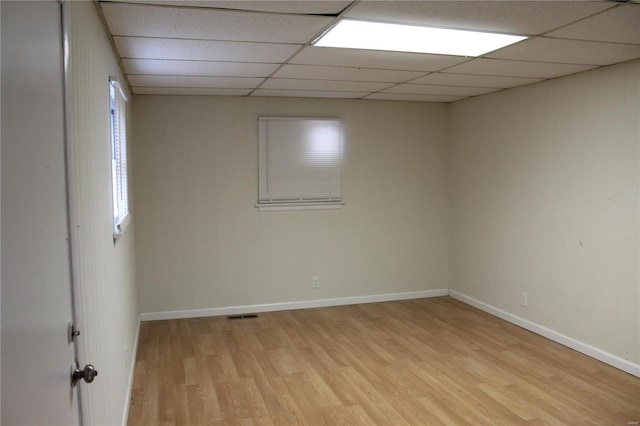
[99,0,640,103]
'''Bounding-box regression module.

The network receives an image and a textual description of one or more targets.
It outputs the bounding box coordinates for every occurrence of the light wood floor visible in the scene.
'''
[127,297,640,425]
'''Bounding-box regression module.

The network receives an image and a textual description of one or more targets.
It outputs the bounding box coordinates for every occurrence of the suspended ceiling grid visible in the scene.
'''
[99,0,640,102]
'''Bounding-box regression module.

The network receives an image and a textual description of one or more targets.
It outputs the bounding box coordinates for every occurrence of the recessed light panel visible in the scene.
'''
[314,19,527,57]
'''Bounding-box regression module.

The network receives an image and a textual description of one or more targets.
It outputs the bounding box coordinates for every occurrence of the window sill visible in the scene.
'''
[113,213,131,242]
[256,202,344,212]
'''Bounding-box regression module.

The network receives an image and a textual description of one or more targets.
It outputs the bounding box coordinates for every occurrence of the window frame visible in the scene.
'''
[257,116,344,212]
[109,77,130,239]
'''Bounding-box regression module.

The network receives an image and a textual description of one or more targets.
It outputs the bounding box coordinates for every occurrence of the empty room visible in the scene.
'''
[1,0,639,425]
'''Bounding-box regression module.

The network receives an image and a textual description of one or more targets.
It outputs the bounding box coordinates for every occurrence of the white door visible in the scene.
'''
[1,1,83,424]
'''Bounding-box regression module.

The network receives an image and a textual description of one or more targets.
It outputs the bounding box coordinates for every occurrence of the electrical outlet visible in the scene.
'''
[312,276,320,289]
[521,292,528,308]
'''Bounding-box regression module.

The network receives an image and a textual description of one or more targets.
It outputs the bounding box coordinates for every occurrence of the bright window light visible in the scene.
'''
[314,19,526,57]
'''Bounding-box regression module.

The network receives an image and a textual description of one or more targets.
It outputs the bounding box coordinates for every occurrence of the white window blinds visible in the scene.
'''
[110,77,129,237]
[258,117,343,208]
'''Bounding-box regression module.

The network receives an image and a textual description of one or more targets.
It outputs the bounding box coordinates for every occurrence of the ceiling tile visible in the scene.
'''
[133,87,252,96]
[105,1,351,15]
[128,75,264,88]
[365,93,465,103]
[289,46,467,72]
[201,0,350,14]
[272,64,426,83]
[411,73,542,89]
[123,59,280,77]
[445,58,597,79]
[546,4,640,44]
[383,84,499,97]
[101,2,333,43]
[487,37,640,66]
[251,90,367,99]
[260,78,394,92]
[345,1,613,36]
[114,37,300,63]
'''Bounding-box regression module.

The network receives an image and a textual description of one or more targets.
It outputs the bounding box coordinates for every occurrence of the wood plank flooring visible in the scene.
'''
[127,297,640,425]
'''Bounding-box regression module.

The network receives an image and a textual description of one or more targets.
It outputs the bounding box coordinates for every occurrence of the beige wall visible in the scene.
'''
[71,3,139,424]
[134,97,450,313]
[450,60,640,365]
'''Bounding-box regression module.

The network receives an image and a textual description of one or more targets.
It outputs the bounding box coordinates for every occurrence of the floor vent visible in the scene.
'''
[227,314,258,320]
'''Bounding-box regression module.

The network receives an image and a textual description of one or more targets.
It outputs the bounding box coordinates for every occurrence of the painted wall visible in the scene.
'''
[134,97,450,313]
[450,59,640,366]
[70,3,139,424]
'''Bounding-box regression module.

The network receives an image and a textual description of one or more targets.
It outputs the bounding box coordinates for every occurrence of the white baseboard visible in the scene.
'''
[121,317,141,426]
[140,289,449,322]
[449,290,640,378]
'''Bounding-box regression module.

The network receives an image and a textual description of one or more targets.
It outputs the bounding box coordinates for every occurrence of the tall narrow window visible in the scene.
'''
[110,77,129,238]
[258,117,343,211]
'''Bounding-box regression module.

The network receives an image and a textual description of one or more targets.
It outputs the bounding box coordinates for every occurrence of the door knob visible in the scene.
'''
[71,363,98,385]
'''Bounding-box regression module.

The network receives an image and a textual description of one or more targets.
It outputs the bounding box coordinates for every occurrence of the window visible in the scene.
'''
[257,117,343,211]
[110,77,130,238]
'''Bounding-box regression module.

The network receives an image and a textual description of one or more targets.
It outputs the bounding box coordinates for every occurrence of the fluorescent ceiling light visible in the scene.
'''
[314,19,526,57]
